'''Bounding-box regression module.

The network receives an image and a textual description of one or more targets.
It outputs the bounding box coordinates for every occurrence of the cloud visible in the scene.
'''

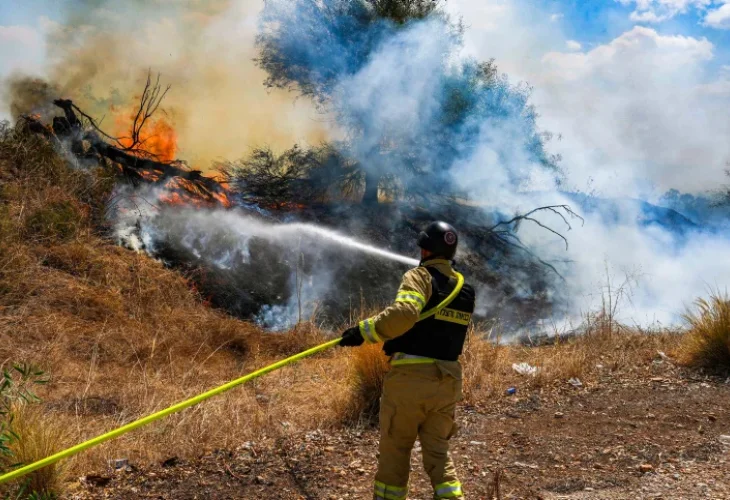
[550,13,564,22]
[704,2,730,28]
[616,0,713,23]
[566,40,582,51]
[535,26,726,195]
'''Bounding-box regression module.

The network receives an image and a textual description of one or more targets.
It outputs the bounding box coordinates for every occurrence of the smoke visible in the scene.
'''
[2,0,329,166]
[2,76,59,121]
[254,0,730,328]
[258,1,562,200]
[7,0,730,331]
[110,186,417,328]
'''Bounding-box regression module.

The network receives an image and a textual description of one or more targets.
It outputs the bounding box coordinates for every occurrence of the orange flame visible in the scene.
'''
[111,104,178,162]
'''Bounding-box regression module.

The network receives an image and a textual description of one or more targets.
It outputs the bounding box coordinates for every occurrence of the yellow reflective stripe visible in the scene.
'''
[395,297,424,309]
[435,480,463,498]
[396,290,426,311]
[391,358,436,365]
[434,307,472,325]
[396,290,426,305]
[374,481,408,500]
[358,318,381,344]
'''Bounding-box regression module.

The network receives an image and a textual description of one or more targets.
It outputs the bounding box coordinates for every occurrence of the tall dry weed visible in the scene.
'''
[1,405,71,498]
[680,293,730,370]
[341,343,390,425]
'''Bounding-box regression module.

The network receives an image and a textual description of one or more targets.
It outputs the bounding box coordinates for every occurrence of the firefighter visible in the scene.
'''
[339,221,476,500]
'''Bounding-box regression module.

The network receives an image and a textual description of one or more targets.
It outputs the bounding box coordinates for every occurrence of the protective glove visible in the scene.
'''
[339,326,365,347]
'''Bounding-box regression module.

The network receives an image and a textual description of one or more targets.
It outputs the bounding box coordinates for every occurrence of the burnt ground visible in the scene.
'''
[68,362,730,500]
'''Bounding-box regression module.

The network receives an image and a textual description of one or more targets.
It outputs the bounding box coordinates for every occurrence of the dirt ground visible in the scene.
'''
[67,353,730,500]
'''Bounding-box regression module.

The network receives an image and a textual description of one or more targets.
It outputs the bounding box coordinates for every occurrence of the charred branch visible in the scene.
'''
[24,99,229,208]
[489,205,584,251]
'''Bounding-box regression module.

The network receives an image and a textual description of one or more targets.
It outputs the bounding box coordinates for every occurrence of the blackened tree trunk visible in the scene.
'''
[363,170,381,205]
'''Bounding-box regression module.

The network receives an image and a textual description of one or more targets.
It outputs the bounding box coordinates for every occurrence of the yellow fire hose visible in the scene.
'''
[0,273,464,486]
[0,337,342,486]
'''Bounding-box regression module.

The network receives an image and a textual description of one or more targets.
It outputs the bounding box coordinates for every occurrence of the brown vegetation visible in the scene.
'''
[680,292,730,371]
[0,120,704,498]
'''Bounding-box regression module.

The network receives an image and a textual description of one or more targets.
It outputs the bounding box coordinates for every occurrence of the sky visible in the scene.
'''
[1,0,730,197]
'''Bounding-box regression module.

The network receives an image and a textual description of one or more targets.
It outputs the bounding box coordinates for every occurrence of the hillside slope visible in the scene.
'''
[1,122,729,500]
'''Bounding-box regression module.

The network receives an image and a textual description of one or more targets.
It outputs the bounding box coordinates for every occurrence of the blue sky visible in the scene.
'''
[537,0,730,70]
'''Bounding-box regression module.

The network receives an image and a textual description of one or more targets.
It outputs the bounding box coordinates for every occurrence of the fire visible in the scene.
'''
[156,176,234,209]
[111,104,178,162]
[108,100,233,209]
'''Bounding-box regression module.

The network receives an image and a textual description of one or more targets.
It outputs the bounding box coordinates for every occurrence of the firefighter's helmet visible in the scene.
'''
[417,221,458,260]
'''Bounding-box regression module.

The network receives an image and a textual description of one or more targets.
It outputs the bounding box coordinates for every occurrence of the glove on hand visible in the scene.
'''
[339,326,365,347]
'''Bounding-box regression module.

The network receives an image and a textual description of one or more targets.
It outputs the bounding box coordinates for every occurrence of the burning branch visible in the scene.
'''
[121,71,171,159]
[24,93,230,209]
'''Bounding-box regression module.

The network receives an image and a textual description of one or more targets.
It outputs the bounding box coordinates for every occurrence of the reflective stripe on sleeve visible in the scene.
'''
[395,291,426,311]
[358,318,381,344]
[434,480,463,499]
[374,481,408,500]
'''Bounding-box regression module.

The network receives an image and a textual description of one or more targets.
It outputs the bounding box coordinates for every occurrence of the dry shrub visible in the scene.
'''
[265,322,327,357]
[1,405,71,498]
[532,340,589,386]
[680,293,730,371]
[39,242,98,277]
[462,327,505,400]
[341,343,390,425]
[24,198,86,242]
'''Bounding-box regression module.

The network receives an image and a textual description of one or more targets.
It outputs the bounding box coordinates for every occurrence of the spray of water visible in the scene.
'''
[265,222,420,267]
[160,208,420,267]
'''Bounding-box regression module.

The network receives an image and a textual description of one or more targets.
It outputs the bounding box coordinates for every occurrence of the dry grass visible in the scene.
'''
[0,121,690,496]
[680,292,730,371]
[1,405,71,497]
[340,343,390,425]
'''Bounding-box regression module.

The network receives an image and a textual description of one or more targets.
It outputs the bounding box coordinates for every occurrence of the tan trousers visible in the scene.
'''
[373,361,464,500]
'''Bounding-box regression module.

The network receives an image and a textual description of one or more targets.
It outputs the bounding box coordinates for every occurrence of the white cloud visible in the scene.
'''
[704,2,730,28]
[535,26,728,195]
[617,0,713,23]
[566,39,582,51]
[550,13,564,22]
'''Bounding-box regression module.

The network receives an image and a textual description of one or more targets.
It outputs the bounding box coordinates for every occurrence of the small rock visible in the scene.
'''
[554,412,565,419]
[639,464,654,473]
[719,435,730,446]
[255,475,266,484]
[110,458,128,470]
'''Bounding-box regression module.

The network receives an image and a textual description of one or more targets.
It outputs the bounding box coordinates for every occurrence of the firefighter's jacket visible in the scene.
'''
[358,258,475,369]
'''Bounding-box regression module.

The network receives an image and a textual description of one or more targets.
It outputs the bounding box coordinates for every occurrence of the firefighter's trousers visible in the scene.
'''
[374,361,464,500]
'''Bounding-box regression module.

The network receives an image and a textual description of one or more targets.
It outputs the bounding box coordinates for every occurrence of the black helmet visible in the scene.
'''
[417,221,458,259]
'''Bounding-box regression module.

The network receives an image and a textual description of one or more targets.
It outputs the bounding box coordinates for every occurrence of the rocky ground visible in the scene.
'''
[66,352,730,500]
